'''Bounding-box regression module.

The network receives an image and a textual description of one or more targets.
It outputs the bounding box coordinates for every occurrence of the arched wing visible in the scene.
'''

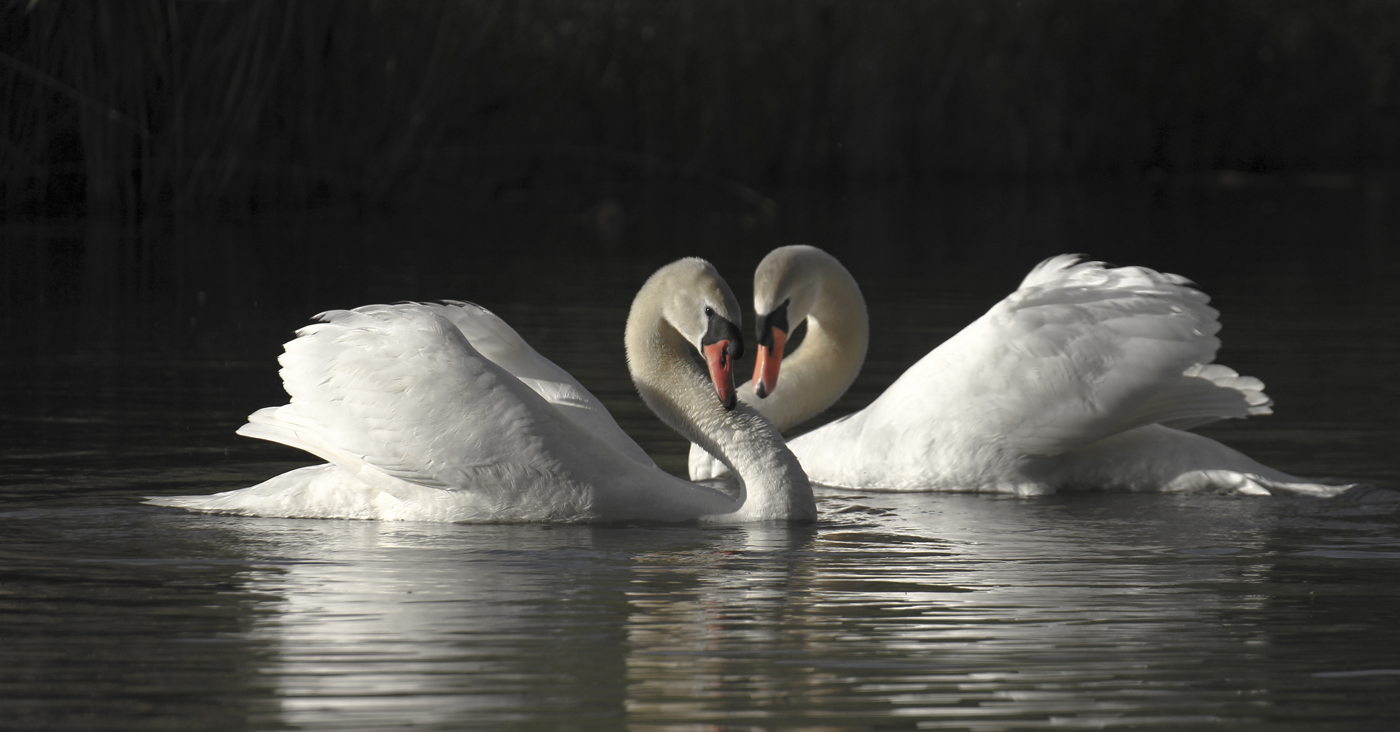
[235,304,637,503]
[870,257,1271,455]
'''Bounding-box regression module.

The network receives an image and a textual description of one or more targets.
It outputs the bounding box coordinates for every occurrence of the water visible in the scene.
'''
[4,495,1398,731]
[2,180,1399,730]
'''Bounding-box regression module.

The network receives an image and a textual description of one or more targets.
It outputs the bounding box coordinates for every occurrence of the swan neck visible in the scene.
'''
[752,254,869,432]
[626,286,814,521]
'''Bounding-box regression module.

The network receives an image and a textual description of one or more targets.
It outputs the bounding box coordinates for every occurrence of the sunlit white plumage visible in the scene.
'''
[150,259,814,523]
[691,246,1356,496]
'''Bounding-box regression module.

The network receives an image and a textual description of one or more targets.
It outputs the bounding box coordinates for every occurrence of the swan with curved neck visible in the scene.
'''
[750,244,870,430]
[150,258,815,522]
[688,245,867,478]
[691,245,1359,497]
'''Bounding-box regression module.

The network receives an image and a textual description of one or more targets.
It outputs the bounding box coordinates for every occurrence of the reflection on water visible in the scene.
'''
[2,181,1399,729]
[5,493,1396,730]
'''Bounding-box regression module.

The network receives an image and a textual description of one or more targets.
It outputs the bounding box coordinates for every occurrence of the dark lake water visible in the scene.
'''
[2,179,1398,730]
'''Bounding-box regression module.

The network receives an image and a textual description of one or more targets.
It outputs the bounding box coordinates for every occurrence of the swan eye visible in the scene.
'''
[700,306,745,360]
[757,299,791,346]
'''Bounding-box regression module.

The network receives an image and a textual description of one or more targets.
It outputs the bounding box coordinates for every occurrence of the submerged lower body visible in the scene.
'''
[785,424,1368,497]
[149,464,533,522]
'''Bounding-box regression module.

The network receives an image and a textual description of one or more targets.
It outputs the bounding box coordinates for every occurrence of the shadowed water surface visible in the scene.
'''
[1,182,1398,730]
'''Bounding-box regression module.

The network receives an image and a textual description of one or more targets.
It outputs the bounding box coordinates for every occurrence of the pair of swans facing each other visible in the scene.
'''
[150,251,1360,524]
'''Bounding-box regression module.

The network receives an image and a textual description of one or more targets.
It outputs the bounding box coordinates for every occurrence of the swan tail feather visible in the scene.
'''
[1147,466,1371,498]
[1224,473,1372,499]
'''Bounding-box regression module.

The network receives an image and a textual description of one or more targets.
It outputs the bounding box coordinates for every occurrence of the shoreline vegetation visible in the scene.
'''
[2,1,1399,221]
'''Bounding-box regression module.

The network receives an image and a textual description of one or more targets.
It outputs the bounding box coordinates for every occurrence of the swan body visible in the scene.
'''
[690,246,1356,497]
[150,259,814,523]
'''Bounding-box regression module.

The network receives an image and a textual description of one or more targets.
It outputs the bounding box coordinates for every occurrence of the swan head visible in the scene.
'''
[630,257,746,410]
[751,245,827,398]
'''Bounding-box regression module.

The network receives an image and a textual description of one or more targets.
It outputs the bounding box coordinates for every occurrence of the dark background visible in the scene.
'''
[6,0,1400,218]
[2,0,1398,350]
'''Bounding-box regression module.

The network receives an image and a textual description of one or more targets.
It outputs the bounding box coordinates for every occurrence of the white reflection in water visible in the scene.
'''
[198,488,1390,729]
[238,520,625,728]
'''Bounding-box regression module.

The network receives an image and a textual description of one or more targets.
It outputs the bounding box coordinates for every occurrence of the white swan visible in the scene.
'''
[689,245,1358,497]
[150,258,815,522]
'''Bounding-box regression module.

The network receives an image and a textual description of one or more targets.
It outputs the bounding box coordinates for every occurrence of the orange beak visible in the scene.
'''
[752,326,786,399]
[703,340,737,410]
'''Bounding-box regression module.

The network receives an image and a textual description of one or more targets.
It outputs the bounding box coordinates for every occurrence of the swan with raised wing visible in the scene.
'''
[689,245,1355,497]
[150,258,815,522]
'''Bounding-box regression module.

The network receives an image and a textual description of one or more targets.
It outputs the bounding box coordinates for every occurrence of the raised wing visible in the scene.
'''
[870,257,1271,455]
[235,304,640,504]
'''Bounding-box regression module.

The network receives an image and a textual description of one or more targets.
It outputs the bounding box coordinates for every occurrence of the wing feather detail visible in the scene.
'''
[871,257,1271,456]
[235,304,618,502]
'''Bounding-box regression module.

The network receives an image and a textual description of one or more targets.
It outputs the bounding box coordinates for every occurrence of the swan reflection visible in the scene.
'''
[215,490,1324,728]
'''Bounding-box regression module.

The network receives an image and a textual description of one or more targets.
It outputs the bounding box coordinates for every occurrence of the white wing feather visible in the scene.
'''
[864,257,1271,455]
[414,301,654,467]
[234,304,637,508]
